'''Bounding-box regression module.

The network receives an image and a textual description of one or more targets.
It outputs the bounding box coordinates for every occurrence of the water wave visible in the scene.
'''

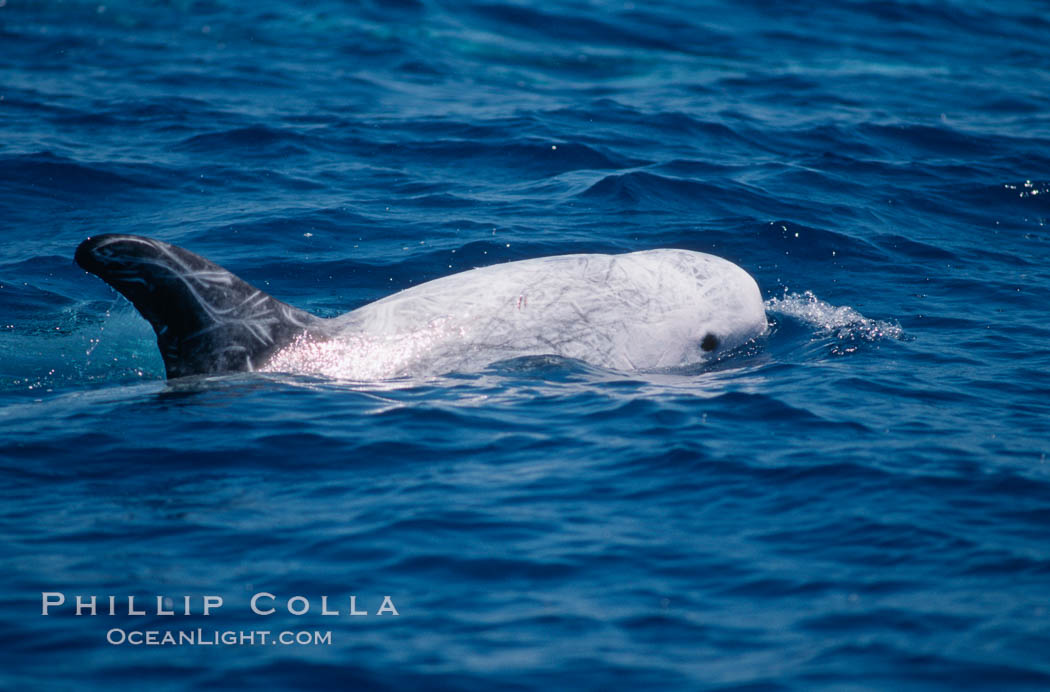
[766,290,904,355]
[3,0,1050,689]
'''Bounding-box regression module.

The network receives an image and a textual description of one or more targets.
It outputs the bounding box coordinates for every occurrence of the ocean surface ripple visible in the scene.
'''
[1,0,1049,689]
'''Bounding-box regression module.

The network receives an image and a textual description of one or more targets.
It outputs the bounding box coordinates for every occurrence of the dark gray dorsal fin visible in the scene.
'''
[75,234,322,379]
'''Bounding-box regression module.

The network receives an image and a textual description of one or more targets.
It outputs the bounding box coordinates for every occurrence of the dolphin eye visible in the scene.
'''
[701,333,719,352]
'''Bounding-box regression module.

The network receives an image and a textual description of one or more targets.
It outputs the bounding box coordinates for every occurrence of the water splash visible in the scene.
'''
[1004,180,1049,199]
[0,300,162,394]
[765,290,903,355]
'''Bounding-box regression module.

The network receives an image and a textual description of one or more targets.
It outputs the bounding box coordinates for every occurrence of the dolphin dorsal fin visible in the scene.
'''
[76,234,321,378]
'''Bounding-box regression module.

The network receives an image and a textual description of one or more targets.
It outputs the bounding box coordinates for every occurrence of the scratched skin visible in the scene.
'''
[76,235,322,378]
[269,250,767,380]
[77,236,767,381]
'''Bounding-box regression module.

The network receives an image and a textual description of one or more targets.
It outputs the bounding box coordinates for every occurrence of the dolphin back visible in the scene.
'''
[75,234,321,378]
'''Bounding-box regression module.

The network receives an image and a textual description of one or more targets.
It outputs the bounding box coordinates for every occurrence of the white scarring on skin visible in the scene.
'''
[267,249,767,380]
[77,235,767,381]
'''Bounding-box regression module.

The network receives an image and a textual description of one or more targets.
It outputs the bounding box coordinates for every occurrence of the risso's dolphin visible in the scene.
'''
[75,235,767,380]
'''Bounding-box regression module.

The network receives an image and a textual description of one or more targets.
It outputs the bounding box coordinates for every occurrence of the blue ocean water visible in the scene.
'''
[2,0,1050,688]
